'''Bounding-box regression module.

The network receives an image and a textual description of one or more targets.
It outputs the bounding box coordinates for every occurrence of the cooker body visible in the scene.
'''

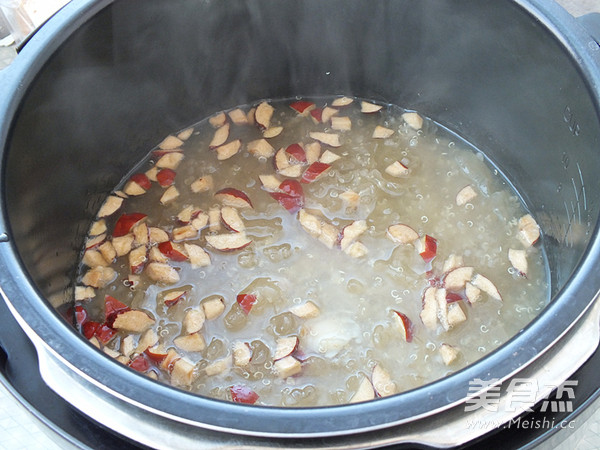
[1,0,600,442]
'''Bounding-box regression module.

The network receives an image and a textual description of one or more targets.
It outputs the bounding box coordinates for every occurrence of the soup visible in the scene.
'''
[74,96,548,406]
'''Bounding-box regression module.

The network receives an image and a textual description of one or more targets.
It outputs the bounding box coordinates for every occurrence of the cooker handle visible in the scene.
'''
[578,13,600,45]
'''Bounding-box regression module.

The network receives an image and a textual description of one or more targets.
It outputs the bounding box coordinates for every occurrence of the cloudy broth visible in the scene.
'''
[75,97,548,406]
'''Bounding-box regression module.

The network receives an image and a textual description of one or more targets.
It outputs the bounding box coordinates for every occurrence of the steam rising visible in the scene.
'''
[4,0,597,309]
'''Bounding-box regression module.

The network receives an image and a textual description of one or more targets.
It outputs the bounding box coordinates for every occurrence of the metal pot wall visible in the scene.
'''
[1,0,600,447]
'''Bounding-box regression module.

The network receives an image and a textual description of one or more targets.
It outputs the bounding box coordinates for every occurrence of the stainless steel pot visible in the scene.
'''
[1,0,600,447]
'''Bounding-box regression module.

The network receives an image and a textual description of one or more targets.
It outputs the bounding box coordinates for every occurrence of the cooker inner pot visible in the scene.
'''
[2,0,600,430]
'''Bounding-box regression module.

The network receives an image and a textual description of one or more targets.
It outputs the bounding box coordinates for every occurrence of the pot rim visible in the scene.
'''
[1,0,600,437]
